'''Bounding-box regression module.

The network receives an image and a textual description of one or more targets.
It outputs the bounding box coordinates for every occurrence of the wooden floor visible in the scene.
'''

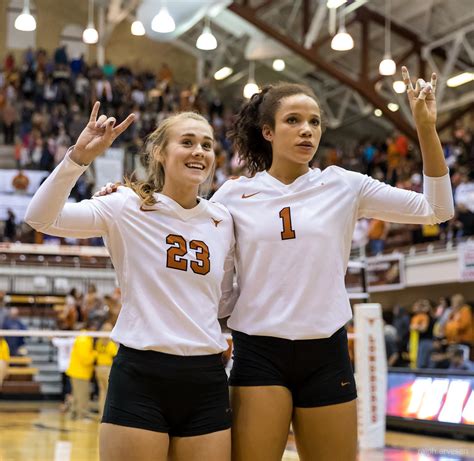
[0,402,473,460]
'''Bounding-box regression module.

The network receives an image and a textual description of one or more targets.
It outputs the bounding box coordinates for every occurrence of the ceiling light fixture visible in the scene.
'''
[131,20,146,36]
[243,61,259,99]
[214,66,233,80]
[272,59,285,71]
[83,0,98,44]
[151,1,176,33]
[447,72,474,87]
[379,0,396,75]
[331,10,354,51]
[196,17,217,50]
[14,0,36,31]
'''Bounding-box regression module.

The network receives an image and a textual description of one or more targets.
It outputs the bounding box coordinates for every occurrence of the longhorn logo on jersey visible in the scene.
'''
[211,218,222,227]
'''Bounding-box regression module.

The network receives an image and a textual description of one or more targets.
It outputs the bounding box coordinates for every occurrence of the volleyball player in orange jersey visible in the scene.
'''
[25,103,236,461]
[210,66,453,461]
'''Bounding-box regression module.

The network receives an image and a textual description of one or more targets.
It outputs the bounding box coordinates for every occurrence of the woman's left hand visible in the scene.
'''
[402,66,437,128]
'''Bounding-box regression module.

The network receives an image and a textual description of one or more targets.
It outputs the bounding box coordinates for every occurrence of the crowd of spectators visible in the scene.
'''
[0,47,473,251]
[382,294,474,371]
[344,127,474,254]
[0,286,120,418]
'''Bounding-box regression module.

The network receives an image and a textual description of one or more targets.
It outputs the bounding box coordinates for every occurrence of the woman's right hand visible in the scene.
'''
[70,101,135,165]
[93,182,119,197]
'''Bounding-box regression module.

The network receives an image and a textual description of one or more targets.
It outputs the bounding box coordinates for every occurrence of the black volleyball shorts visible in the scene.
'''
[229,326,357,407]
[102,345,231,437]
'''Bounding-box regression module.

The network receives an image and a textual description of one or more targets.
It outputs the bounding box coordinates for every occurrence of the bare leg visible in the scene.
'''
[292,399,357,461]
[230,386,293,461]
[169,429,230,461]
[95,366,111,419]
[0,360,8,387]
[100,423,169,461]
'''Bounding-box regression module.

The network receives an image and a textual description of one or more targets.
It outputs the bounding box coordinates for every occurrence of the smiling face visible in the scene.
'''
[160,118,215,188]
[262,93,322,168]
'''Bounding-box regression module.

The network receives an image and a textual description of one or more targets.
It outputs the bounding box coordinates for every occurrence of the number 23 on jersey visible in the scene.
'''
[166,234,211,275]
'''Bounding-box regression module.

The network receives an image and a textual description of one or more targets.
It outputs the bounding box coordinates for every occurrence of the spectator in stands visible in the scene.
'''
[368,218,390,255]
[94,75,113,112]
[1,100,17,144]
[0,291,8,328]
[106,288,121,325]
[445,294,474,357]
[3,307,27,356]
[432,296,451,339]
[409,299,433,369]
[393,305,410,356]
[82,284,102,324]
[52,336,75,412]
[384,321,400,367]
[66,324,98,420]
[3,209,17,242]
[0,335,9,388]
[454,169,474,213]
[102,60,116,79]
[452,202,474,238]
[351,218,369,256]
[158,62,173,83]
[63,287,83,325]
[448,346,474,371]
[94,322,118,419]
[53,45,69,67]
[429,339,450,369]
[57,294,78,330]
[4,53,15,73]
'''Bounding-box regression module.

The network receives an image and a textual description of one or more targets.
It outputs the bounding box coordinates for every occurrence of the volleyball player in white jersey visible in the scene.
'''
[25,102,235,461]
[211,67,454,461]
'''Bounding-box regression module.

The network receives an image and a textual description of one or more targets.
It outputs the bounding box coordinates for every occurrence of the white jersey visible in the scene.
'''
[212,167,454,340]
[25,153,235,355]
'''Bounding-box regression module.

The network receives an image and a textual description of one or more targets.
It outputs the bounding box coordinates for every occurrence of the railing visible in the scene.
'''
[350,236,473,260]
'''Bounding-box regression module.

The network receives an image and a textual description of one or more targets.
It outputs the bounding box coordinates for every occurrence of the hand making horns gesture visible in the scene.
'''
[71,101,135,165]
[402,65,437,128]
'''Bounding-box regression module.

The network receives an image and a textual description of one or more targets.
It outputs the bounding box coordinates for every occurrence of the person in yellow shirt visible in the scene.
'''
[94,323,118,419]
[409,300,431,369]
[0,336,10,388]
[66,329,98,420]
[445,294,474,358]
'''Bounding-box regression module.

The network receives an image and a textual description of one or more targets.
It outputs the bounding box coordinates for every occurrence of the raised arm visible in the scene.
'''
[355,67,454,225]
[401,66,447,177]
[25,102,135,238]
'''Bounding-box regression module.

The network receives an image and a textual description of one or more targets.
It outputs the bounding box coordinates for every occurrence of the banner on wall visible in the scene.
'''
[0,169,49,195]
[94,148,124,187]
[458,241,474,281]
[347,254,405,293]
[366,254,405,292]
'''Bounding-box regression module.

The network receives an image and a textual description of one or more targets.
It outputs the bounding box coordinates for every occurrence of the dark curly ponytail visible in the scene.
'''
[228,82,320,175]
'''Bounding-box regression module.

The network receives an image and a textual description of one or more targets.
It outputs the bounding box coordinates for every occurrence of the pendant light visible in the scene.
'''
[243,61,259,99]
[379,0,396,76]
[196,17,217,51]
[83,0,99,44]
[151,1,176,33]
[14,0,36,31]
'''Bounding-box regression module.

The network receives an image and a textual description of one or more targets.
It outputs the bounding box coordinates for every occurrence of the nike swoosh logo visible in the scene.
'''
[341,381,351,387]
[241,192,261,199]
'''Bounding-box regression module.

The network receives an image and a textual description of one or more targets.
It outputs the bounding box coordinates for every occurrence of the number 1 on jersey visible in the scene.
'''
[279,207,296,240]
